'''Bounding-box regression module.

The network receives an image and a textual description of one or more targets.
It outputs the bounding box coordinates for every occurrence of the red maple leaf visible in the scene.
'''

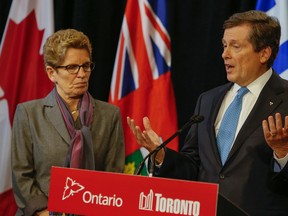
[0,10,53,123]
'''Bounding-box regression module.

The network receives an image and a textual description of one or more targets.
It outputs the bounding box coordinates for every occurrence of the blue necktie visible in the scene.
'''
[217,87,249,165]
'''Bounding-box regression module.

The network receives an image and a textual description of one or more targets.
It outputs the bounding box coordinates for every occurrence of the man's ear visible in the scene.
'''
[259,46,272,64]
[46,66,57,83]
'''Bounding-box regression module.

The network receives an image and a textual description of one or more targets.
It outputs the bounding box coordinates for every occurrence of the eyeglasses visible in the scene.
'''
[55,62,95,74]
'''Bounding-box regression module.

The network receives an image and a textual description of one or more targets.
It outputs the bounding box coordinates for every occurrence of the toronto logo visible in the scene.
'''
[139,189,153,211]
[62,177,85,200]
[139,190,201,216]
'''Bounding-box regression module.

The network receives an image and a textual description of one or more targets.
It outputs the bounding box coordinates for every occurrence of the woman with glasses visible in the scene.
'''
[11,29,125,216]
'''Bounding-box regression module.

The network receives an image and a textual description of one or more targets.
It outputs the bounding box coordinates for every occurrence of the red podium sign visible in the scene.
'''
[48,166,218,215]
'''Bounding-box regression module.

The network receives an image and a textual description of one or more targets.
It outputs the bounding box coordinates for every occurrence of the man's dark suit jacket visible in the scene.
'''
[158,72,288,216]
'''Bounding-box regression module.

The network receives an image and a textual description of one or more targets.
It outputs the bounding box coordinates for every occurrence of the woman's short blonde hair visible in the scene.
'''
[43,29,92,67]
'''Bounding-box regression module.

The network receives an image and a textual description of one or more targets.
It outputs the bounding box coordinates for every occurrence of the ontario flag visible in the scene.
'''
[109,0,178,175]
[256,0,288,79]
[0,0,54,214]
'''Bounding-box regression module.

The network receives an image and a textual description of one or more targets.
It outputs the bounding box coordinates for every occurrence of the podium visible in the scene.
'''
[48,166,248,216]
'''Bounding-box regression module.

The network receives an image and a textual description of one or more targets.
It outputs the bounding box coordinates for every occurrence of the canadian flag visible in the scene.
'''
[0,0,54,214]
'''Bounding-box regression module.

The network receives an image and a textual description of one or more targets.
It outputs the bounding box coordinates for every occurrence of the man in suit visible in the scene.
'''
[127,10,288,216]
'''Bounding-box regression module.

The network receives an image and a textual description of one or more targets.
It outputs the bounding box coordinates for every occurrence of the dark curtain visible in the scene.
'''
[0,0,257,147]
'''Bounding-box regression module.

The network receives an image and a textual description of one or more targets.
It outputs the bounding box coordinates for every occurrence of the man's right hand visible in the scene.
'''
[127,116,165,163]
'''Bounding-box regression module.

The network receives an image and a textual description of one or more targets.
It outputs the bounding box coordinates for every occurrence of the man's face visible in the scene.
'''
[222,24,267,86]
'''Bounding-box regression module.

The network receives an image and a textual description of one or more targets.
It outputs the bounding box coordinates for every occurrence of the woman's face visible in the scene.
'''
[47,48,92,100]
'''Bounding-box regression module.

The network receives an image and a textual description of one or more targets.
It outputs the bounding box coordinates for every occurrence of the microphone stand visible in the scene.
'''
[134,115,204,176]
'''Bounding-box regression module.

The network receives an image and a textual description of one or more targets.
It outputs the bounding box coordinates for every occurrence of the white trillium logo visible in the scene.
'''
[62,177,85,200]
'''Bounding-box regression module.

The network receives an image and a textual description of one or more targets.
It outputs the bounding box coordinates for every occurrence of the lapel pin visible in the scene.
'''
[269,101,273,106]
